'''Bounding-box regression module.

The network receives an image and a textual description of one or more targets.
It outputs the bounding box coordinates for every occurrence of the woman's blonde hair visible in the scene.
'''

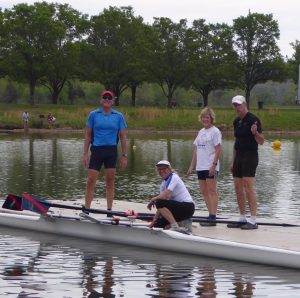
[198,107,216,124]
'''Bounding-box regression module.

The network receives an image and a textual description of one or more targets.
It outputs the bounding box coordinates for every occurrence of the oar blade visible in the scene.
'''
[2,194,23,211]
[21,193,50,214]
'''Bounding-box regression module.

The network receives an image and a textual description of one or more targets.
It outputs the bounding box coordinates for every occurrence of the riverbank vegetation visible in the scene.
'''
[1,104,299,131]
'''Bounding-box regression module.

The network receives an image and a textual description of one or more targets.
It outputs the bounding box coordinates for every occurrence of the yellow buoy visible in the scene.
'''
[272,140,281,150]
[132,145,137,151]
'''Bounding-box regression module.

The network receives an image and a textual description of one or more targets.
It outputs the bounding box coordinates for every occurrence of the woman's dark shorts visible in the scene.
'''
[154,200,195,228]
[197,170,218,180]
[232,150,258,178]
[89,146,118,171]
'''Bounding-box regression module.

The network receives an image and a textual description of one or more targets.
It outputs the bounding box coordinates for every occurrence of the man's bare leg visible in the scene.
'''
[104,168,116,210]
[233,177,246,218]
[85,169,99,208]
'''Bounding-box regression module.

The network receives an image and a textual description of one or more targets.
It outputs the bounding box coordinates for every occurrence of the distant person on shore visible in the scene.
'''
[148,160,195,233]
[228,95,264,230]
[187,107,222,226]
[22,111,29,131]
[83,90,127,213]
[47,112,56,125]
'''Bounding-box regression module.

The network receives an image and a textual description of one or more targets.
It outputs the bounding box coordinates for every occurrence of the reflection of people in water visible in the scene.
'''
[232,273,255,298]
[195,267,216,298]
[153,265,193,297]
[83,256,115,298]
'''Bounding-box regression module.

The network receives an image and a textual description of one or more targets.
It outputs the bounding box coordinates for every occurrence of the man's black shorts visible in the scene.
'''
[89,146,118,171]
[154,200,195,228]
[232,150,258,178]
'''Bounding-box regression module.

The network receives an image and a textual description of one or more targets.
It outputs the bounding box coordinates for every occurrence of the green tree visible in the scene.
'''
[187,20,239,106]
[2,82,19,103]
[288,40,300,84]
[124,21,152,106]
[1,3,55,104]
[0,9,5,78]
[81,6,145,106]
[233,12,285,106]
[39,3,88,104]
[147,18,189,108]
[67,81,85,104]
[2,3,87,105]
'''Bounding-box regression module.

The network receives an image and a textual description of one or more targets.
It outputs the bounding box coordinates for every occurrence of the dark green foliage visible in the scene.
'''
[80,6,149,106]
[287,40,300,85]
[0,5,298,108]
[186,20,240,106]
[2,82,19,103]
[146,18,190,108]
[233,12,287,106]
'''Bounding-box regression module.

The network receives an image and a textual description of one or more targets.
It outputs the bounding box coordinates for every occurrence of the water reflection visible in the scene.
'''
[0,133,299,220]
[0,227,299,297]
[230,273,255,298]
[196,267,217,297]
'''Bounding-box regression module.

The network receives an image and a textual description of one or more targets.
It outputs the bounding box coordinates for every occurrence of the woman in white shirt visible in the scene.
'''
[187,107,222,226]
[148,160,195,232]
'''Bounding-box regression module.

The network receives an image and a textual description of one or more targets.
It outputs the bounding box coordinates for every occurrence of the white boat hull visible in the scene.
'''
[0,212,300,269]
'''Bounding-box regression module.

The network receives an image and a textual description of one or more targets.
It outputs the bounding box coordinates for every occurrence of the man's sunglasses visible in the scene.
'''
[102,95,113,100]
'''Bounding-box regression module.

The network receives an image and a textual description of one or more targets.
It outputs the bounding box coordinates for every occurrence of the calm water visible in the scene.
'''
[0,227,300,298]
[0,132,300,219]
[0,132,300,297]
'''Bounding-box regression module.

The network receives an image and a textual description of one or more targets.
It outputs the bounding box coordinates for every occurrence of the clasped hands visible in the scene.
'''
[147,197,157,211]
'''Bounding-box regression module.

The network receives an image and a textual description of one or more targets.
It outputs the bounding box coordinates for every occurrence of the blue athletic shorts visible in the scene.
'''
[89,146,118,171]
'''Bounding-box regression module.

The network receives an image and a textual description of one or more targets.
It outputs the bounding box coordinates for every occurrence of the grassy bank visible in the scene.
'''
[0,104,300,131]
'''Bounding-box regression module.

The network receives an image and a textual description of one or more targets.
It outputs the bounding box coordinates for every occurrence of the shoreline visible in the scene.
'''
[0,128,300,136]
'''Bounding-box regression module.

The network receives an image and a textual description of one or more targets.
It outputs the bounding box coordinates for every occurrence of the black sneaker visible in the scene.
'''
[227,221,247,228]
[81,206,89,215]
[240,222,258,230]
[107,210,113,218]
[200,221,216,227]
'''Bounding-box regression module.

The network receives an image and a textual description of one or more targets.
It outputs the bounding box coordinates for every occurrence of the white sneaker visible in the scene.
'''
[178,218,193,232]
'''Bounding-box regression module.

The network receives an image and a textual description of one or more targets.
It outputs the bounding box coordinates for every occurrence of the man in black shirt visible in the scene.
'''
[228,95,264,229]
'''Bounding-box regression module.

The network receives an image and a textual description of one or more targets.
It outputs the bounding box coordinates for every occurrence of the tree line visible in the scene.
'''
[0,2,299,108]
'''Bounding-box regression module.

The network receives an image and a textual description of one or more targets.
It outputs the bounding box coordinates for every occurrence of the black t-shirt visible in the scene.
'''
[233,112,262,152]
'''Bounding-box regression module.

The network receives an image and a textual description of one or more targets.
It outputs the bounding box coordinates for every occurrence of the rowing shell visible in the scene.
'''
[0,211,299,269]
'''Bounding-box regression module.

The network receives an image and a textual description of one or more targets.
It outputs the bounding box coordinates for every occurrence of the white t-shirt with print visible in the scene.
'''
[159,173,194,203]
[193,126,222,171]
[22,112,29,121]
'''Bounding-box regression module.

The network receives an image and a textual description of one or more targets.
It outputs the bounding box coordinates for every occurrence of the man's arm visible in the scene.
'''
[119,129,128,169]
[83,127,92,168]
[251,121,264,145]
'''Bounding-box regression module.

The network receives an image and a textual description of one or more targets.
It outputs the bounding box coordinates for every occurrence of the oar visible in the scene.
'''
[2,194,152,220]
[4,193,228,221]
[192,218,300,227]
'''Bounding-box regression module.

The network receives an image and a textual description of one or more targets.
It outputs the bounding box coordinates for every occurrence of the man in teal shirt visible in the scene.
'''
[83,90,127,212]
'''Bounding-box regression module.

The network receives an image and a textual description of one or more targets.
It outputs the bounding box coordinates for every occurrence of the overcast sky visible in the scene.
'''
[1,0,299,57]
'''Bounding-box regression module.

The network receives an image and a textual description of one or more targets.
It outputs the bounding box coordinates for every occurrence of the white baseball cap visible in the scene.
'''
[156,160,171,167]
[232,95,246,105]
